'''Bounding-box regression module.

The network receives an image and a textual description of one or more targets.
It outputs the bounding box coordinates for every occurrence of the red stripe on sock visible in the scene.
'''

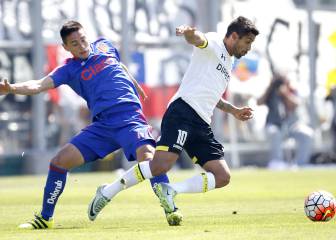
[49,164,67,174]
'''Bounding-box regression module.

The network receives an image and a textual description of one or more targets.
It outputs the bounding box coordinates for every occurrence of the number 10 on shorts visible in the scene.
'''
[176,129,188,146]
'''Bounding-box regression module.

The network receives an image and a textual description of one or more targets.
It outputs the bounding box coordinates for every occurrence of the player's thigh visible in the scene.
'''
[202,159,231,188]
[51,143,84,169]
[150,117,190,175]
[185,126,230,188]
[185,125,224,166]
[70,122,120,163]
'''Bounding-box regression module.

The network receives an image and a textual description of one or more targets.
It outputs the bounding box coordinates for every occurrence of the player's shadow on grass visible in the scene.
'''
[53,225,86,230]
[53,221,89,230]
[53,223,134,230]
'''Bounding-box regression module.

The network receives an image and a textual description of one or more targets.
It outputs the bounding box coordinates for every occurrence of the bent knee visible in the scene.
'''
[215,172,231,188]
[136,144,155,162]
[50,155,64,168]
[50,154,66,168]
[50,154,73,170]
[50,144,84,170]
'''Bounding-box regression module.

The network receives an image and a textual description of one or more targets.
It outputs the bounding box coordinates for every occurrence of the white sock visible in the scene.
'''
[138,161,153,179]
[102,161,153,199]
[170,172,216,194]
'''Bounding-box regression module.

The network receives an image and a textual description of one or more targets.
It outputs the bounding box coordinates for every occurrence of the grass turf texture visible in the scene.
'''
[0,169,335,240]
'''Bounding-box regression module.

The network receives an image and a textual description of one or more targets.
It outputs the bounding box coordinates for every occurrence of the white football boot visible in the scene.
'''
[88,185,110,221]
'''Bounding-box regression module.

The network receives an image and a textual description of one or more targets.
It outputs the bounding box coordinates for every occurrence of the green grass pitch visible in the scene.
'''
[0,168,335,240]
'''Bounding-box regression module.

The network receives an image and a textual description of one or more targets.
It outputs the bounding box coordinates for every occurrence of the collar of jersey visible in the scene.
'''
[79,50,94,66]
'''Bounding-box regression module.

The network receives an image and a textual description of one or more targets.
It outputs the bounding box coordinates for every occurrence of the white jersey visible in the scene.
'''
[170,32,233,124]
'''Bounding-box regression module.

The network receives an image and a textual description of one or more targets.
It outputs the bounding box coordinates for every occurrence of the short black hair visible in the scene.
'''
[60,20,83,44]
[225,16,259,38]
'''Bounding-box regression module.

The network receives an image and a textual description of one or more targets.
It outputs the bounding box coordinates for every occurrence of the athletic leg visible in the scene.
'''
[41,144,84,219]
[19,143,85,229]
[20,119,116,229]
[100,143,173,199]
[136,144,170,189]
[89,142,181,223]
[88,100,189,223]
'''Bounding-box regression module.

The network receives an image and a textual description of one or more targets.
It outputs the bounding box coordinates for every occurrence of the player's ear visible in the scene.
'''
[232,32,239,41]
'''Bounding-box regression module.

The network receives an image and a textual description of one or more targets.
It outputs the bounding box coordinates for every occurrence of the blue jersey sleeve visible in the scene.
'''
[49,64,71,87]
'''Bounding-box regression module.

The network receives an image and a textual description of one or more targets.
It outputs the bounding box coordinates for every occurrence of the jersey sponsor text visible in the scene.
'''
[216,63,230,81]
[47,180,63,204]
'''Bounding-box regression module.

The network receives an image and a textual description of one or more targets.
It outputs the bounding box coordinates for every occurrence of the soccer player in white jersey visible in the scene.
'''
[88,16,259,224]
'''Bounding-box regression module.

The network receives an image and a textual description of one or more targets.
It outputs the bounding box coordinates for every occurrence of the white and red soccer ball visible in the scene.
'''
[304,190,335,222]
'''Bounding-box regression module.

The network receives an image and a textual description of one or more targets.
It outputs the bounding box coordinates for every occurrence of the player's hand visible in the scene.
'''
[176,25,196,37]
[0,78,12,95]
[232,107,254,121]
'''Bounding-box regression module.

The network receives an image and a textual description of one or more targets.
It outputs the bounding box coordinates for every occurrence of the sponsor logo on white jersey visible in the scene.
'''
[216,63,230,81]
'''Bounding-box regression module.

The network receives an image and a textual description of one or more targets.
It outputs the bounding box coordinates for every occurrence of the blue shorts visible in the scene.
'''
[70,108,155,162]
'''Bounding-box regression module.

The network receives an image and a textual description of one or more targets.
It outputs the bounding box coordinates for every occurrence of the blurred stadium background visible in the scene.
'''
[0,0,336,175]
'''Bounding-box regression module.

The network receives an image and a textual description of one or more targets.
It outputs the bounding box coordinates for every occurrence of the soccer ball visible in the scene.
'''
[304,190,335,222]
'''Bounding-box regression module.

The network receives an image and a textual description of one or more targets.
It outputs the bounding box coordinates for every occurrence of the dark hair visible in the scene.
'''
[60,20,83,44]
[225,16,259,38]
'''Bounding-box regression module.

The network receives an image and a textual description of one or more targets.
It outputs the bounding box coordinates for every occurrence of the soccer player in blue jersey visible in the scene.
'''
[0,20,182,229]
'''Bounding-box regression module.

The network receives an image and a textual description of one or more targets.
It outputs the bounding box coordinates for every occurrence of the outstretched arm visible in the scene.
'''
[216,98,253,121]
[120,62,148,101]
[0,76,55,95]
[176,25,208,48]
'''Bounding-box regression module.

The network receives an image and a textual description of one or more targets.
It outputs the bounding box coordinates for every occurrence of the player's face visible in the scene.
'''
[63,28,90,59]
[232,33,256,59]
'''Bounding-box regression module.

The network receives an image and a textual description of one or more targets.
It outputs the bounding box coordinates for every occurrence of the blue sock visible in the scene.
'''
[150,174,175,211]
[150,173,169,188]
[41,163,67,220]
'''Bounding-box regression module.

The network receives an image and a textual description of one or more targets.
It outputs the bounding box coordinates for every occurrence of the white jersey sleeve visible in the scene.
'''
[201,32,224,54]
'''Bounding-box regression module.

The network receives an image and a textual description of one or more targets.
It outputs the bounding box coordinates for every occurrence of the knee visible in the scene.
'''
[215,171,231,188]
[50,154,65,168]
[136,144,155,162]
[50,153,74,170]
